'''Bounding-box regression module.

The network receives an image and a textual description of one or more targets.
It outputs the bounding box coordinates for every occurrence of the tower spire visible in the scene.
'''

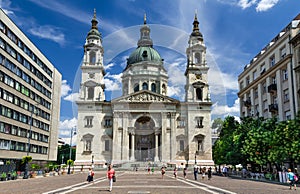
[191,9,202,39]
[144,13,147,25]
[137,13,153,47]
[91,8,98,30]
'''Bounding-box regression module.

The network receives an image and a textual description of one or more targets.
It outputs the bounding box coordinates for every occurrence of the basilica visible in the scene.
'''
[75,10,213,168]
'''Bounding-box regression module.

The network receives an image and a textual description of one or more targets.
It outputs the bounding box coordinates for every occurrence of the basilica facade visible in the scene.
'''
[75,11,213,167]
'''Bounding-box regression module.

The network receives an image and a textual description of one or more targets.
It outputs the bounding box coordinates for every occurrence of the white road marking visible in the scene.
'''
[168,175,237,194]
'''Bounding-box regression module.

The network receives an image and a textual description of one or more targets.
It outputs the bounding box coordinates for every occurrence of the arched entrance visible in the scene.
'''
[134,116,155,161]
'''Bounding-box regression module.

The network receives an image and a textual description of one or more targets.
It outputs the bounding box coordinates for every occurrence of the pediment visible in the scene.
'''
[82,133,94,141]
[192,81,206,88]
[112,90,179,103]
[84,80,97,87]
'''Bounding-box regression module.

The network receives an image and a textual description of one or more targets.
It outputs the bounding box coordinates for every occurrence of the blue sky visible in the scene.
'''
[1,0,299,144]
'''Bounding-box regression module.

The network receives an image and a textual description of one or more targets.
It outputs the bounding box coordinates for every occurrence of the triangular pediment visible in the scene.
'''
[112,90,179,103]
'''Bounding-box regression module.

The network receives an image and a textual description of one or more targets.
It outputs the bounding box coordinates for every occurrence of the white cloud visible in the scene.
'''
[238,0,257,9]
[216,0,280,12]
[0,0,14,15]
[212,98,240,116]
[63,92,79,102]
[104,63,115,70]
[28,25,65,46]
[167,60,186,86]
[104,78,121,91]
[168,86,185,101]
[60,80,79,102]
[59,117,77,145]
[208,68,238,95]
[256,0,279,12]
[61,80,72,97]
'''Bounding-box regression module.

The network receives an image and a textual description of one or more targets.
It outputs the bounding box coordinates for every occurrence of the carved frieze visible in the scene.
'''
[119,92,171,102]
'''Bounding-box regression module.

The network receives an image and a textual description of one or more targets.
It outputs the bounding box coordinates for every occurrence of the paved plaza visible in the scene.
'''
[0,170,298,194]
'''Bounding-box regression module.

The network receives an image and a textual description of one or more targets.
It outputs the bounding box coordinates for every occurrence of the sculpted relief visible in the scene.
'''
[120,92,171,102]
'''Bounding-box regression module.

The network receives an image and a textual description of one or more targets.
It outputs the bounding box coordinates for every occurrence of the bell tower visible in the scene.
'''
[79,9,105,101]
[185,11,210,102]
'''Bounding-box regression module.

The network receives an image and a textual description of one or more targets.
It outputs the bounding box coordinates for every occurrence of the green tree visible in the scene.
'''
[57,144,76,164]
[213,116,240,165]
[242,117,275,168]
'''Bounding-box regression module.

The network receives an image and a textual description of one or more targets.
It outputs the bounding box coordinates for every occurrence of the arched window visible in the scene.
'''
[87,87,94,99]
[134,84,139,92]
[142,82,148,90]
[151,83,156,92]
[195,52,201,64]
[162,84,166,95]
[196,88,202,100]
[89,51,96,65]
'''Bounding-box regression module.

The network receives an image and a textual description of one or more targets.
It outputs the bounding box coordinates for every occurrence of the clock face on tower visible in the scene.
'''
[89,73,95,79]
[196,74,202,80]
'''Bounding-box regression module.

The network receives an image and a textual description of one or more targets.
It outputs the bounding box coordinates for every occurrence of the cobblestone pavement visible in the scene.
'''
[0,170,298,194]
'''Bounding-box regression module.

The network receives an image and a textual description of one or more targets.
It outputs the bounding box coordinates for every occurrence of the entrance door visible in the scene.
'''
[135,134,155,161]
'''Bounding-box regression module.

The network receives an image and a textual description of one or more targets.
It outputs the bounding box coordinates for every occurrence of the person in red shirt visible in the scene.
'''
[107,164,115,192]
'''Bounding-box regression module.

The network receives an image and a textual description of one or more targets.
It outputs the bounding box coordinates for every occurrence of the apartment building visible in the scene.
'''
[238,13,300,121]
[0,9,62,163]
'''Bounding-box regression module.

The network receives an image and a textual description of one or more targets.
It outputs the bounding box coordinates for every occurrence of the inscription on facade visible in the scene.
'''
[122,93,168,102]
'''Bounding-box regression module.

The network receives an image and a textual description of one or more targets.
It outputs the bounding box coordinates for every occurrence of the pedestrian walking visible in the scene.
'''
[193,166,198,180]
[208,167,212,180]
[161,167,166,179]
[107,164,115,192]
[287,169,297,190]
[202,167,206,180]
[148,166,151,174]
[183,167,187,179]
[86,167,94,183]
[222,166,228,177]
[151,167,154,174]
[173,167,178,179]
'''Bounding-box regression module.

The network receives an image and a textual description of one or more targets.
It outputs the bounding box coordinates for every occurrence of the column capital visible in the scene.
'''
[128,127,136,135]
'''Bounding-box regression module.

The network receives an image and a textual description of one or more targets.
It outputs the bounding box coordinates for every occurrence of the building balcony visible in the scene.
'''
[269,103,278,112]
[267,83,277,93]
[243,99,251,108]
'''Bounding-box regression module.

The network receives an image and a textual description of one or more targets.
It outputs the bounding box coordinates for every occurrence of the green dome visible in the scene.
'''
[127,46,162,65]
[87,29,101,40]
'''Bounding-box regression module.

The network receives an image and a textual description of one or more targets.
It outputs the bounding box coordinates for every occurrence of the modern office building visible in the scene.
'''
[238,13,300,121]
[75,11,213,168]
[0,9,62,164]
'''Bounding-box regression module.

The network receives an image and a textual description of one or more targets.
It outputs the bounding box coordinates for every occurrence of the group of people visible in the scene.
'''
[193,166,212,180]
[159,166,212,180]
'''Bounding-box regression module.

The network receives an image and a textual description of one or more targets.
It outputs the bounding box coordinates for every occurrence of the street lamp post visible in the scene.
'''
[92,155,94,169]
[68,127,76,174]
[23,106,34,179]
[195,152,197,165]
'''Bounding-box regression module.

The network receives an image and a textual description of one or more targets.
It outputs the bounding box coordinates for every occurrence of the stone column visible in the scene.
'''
[128,127,136,161]
[154,127,161,161]
[112,114,119,163]
[170,113,176,162]
[118,127,123,161]
[122,113,129,161]
[161,112,168,161]
[131,133,135,161]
